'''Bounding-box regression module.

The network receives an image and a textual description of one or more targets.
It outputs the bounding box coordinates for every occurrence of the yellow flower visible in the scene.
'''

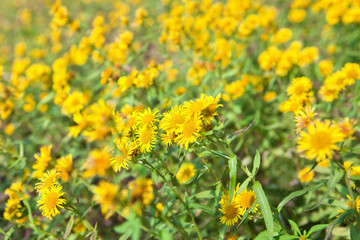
[37,184,66,220]
[297,120,344,161]
[238,188,258,212]
[294,106,317,133]
[319,60,333,76]
[298,47,319,67]
[129,178,154,206]
[111,140,136,172]
[3,197,22,221]
[5,123,15,135]
[342,63,360,83]
[5,182,25,199]
[33,145,53,179]
[155,202,164,217]
[327,44,336,55]
[272,28,293,44]
[224,78,248,99]
[136,125,157,153]
[93,181,119,219]
[135,108,160,127]
[0,99,14,120]
[351,166,360,176]
[319,84,339,103]
[55,155,73,182]
[61,91,88,115]
[15,42,26,57]
[176,163,196,184]
[174,86,186,95]
[298,167,314,183]
[287,77,312,98]
[263,91,276,102]
[83,148,111,178]
[35,169,59,193]
[335,118,357,140]
[160,105,186,133]
[318,159,330,168]
[346,195,360,212]
[288,8,306,23]
[175,115,202,149]
[219,186,245,226]
[344,161,354,174]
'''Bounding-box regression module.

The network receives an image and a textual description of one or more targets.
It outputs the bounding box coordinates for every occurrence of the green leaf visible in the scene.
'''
[63,214,75,240]
[253,181,273,240]
[229,155,237,202]
[254,230,269,240]
[237,177,251,195]
[193,190,214,199]
[288,220,301,236]
[252,150,261,176]
[306,170,343,210]
[4,227,14,240]
[190,203,215,215]
[307,224,328,237]
[160,230,174,240]
[200,150,229,159]
[351,223,360,240]
[277,180,327,212]
[278,235,299,240]
[227,119,256,144]
[232,200,257,234]
[22,197,37,230]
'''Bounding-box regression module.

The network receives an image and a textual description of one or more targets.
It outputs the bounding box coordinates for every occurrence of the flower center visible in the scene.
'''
[182,121,196,137]
[142,114,154,125]
[224,204,238,219]
[140,128,152,144]
[241,192,255,208]
[310,130,332,150]
[45,192,59,210]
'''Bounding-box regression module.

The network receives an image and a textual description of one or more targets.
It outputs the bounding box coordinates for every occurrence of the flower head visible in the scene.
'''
[176,163,196,184]
[297,120,344,161]
[37,184,66,219]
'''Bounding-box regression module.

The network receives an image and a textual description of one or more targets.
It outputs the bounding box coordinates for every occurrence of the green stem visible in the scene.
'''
[196,152,226,192]
[142,158,202,239]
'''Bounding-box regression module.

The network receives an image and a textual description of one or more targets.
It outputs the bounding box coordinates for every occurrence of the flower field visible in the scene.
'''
[1,0,360,239]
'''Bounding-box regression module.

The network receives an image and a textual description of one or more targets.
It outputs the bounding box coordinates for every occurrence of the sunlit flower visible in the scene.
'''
[297,120,344,161]
[37,184,66,219]
[294,106,317,133]
[33,145,53,179]
[298,167,314,183]
[176,163,196,184]
[35,169,59,193]
[93,181,119,219]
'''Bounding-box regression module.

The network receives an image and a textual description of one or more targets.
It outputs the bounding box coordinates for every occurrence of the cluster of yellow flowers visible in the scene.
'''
[3,182,27,223]
[313,0,360,25]
[1,0,360,238]
[279,65,359,182]
[319,63,360,102]
[219,185,258,226]
[258,42,319,76]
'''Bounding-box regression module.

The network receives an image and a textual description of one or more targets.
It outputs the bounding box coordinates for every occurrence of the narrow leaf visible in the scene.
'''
[306,170,342,210]
[277,180,327,212]
[307,224,328,237]
[288,220,301,236]
[63,214,75,240]
[253,181,273,240]
[190,203,215,215]
[237,177,251,195]
[229,155,237,202]
[252,150,261,176]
